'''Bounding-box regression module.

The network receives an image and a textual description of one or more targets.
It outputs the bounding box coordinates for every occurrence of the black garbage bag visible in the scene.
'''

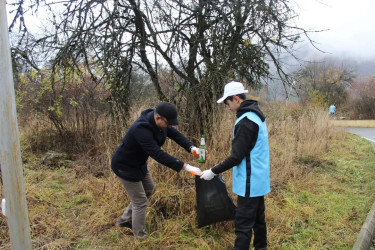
[195,175,236,228]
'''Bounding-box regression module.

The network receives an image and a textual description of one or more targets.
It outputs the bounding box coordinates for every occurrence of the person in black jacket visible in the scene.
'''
[201,81,270,250]
[111,102,201,239]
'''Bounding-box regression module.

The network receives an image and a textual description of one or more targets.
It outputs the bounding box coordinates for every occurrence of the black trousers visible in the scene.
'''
[234,195,267,250]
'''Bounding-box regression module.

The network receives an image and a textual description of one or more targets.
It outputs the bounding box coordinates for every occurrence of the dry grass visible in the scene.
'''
[264,103,338,190]
[1,101,371,249]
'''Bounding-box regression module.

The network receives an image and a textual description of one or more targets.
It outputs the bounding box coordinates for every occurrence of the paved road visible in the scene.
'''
[346,127,375,249]
[343,127,375,147]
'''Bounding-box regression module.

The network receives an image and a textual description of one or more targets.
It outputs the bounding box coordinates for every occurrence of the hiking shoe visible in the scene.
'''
[135,233,148,240]
[134,231,148,240]
[118,218,132,229]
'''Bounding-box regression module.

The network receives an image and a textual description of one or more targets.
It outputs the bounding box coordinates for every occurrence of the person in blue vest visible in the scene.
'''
[201,81,270,250]
[329,104,336,116]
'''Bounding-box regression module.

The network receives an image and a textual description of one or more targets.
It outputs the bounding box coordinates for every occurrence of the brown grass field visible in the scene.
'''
[1,102,374,249]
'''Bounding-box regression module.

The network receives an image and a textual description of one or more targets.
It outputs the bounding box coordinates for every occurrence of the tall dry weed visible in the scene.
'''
[264,102,340,190]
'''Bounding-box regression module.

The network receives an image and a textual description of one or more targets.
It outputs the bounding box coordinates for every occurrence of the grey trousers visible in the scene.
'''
[118,171,155,238]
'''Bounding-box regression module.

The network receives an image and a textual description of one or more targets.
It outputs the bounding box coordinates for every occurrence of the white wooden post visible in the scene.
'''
[0,1,32,249]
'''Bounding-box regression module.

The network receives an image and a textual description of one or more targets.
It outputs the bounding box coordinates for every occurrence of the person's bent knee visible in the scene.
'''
[132,196,148,210]
[146,186,156,198]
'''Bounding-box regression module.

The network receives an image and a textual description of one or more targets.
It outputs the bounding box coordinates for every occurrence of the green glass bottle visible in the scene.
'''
[198,135,206,163]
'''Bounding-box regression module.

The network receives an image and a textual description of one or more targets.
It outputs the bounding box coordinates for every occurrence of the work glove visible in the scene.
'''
[191,146,209,159]
[185,164,202,176]
[191,146,199,158]
[200,168,216,180]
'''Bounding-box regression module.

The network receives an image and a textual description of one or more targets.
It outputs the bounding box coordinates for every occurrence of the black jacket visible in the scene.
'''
[111,109,193,181]
[212,100,266,174]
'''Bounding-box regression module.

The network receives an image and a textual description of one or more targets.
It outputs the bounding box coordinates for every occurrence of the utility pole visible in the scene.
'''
[0,1,32,249]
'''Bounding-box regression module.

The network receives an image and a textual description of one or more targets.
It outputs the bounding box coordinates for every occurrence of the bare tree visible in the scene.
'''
[8,0,315,134]
[294,58,355,107]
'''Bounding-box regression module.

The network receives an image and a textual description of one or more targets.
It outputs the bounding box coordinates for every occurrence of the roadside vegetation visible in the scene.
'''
[2,1,375,249]
[1,102,374,249]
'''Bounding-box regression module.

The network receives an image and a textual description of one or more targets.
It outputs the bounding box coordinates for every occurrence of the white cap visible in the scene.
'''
[217,81,249,103]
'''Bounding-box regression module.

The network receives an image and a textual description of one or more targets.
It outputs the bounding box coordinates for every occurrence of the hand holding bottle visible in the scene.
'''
[191,146,199,158]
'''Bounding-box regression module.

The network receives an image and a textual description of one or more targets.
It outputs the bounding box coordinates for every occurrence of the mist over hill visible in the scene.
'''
[263,46,375,101]
[355,60,375,77]
[293,43,375,77]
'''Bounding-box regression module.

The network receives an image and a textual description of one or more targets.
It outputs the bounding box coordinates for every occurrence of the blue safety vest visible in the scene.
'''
[232,112,271,197]
[329,105,336,114]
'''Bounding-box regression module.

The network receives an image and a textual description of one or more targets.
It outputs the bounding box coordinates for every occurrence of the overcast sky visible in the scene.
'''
[295,0,375,60]
[6,0,375,62]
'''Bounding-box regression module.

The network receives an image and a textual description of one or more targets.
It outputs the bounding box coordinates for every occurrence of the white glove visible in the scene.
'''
[184,164,202,176]
[200,169,216,180]
[191,146,199,158]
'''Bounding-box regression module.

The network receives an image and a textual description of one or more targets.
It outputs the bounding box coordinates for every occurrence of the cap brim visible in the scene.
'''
[217,95,228,104]
[216,90,249,103]
[168,118,179,126]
